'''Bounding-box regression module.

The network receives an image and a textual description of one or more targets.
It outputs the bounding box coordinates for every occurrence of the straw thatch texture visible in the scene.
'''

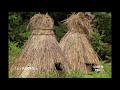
[9,13,70,78]
[59,12,103,73]
[62,12,93,34]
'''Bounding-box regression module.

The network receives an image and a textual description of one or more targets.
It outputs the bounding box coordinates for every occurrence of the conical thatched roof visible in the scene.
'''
[63,12,93,34]
[59,12,103,73]
[9,13,70,78]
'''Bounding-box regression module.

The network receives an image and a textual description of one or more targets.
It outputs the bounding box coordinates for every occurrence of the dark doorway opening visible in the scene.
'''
[55,63,63,71]
[54,63,65,76]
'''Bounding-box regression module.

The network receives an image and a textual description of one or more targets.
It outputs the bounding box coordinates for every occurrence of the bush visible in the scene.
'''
[89,31,112,62]
[9,41,21,64]
[93,12,112,44]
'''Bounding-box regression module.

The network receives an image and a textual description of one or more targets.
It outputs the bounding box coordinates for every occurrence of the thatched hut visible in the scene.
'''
[9,13,70,78]
[59,12,104,74]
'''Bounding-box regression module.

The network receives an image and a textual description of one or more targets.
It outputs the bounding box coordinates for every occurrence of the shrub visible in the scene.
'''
[9,40,21,64]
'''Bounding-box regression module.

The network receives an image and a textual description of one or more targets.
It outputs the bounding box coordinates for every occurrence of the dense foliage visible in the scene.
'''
[90,12,112,62]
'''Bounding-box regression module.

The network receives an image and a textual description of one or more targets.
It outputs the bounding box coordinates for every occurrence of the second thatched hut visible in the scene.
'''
[59,12,104,74]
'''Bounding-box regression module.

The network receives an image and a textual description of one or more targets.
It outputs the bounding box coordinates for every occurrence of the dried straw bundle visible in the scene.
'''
[62,12,93,34]
[9,13,70,78]
[59,12,103,73]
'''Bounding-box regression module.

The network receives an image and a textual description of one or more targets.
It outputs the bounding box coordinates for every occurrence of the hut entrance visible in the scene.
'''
[54,63,65,76]
[86,64,95,72]
[55,63,63,71]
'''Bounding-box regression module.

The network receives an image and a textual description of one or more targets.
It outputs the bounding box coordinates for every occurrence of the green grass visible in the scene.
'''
[9,41,112,78]
[9,41,21,64]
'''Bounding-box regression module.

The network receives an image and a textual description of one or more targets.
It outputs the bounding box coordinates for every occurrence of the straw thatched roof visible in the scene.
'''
[9,13,70,78]
[59,12,103,73]
[63,12,93,34]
